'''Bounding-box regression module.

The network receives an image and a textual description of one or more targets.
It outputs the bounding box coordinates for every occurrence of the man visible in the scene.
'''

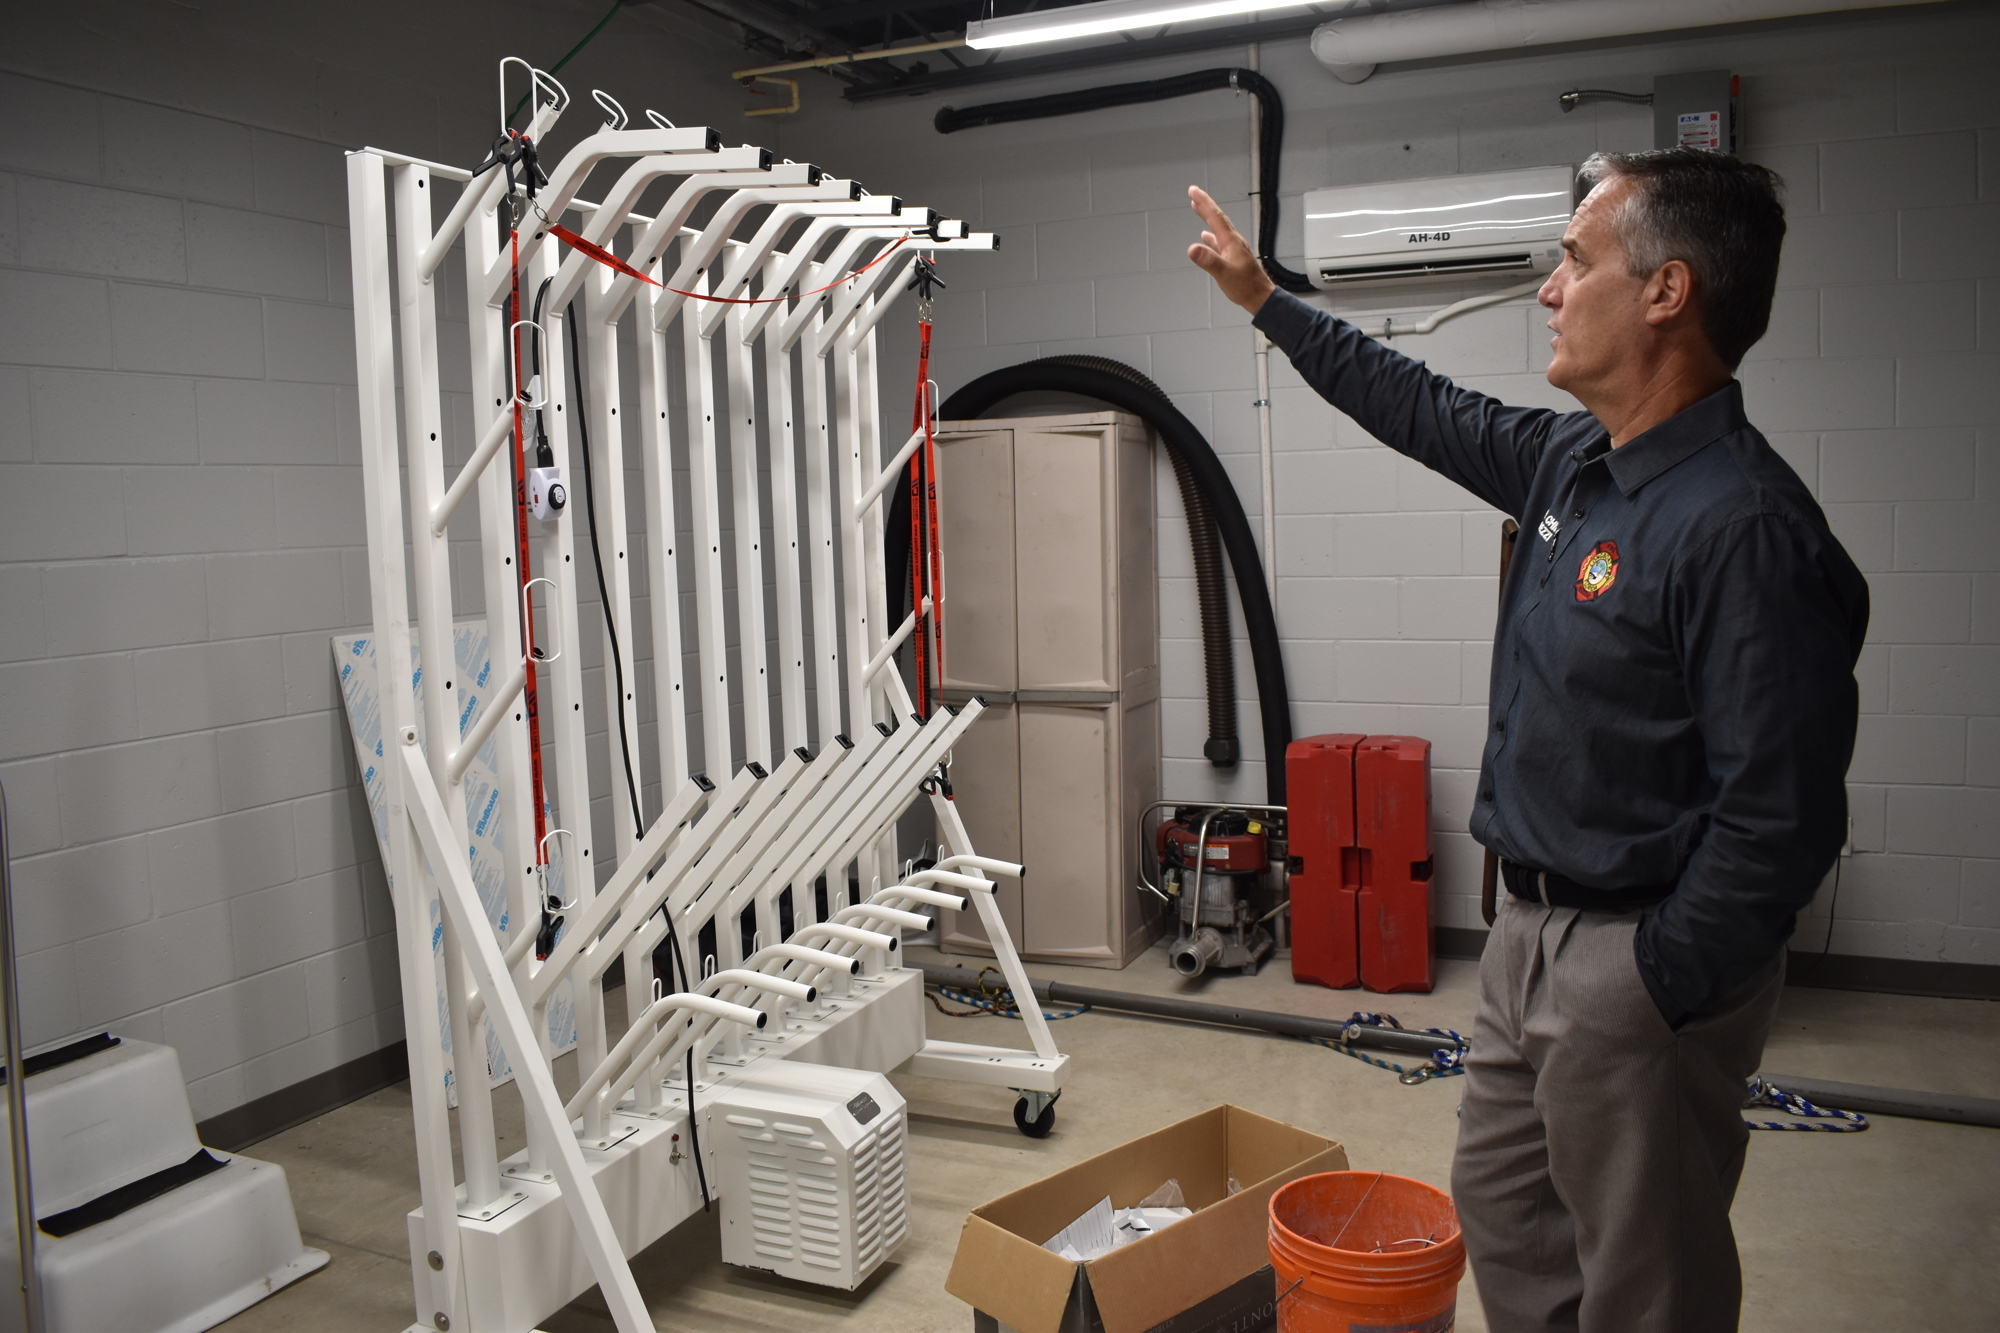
[1188,149,1867,1332]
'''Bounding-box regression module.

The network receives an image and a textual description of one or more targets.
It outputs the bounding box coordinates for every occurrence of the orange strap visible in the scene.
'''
[508,231,549,865]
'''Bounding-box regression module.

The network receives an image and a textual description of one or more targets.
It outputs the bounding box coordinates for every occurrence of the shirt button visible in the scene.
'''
[1481,788,1494,801]
[1572,508,1585,519]
[1494,718,1505,732]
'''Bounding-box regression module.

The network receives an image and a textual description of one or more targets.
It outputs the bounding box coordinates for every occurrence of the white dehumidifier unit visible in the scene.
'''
[710,1061,909,1290]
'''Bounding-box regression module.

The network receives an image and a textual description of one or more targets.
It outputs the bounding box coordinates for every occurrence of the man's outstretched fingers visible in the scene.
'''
[1186,184,1274,315]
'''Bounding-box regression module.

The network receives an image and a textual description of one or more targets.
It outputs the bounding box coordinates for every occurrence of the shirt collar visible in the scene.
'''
[1601,381,1745,496]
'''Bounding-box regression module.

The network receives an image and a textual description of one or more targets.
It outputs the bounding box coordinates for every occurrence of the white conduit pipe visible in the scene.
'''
[1248,40,1278,604]
[1352,278,1545,340]
[1312,0,1946,82]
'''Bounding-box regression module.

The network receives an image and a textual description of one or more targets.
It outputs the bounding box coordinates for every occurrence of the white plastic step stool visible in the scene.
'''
[0,1036,328,1333]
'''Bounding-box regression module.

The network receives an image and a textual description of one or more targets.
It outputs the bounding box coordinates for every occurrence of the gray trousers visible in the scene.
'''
[1450,896,1783,1333]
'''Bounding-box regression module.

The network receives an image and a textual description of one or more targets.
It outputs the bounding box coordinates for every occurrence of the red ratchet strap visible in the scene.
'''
[508,230,551,864]
[546,223,910,304]
[907,320,944,718]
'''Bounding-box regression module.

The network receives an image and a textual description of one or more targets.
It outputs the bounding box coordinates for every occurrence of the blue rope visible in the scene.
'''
[1306,1012,1469,1084]
[928,969,1089,1021]
[1301,1013,1871,1137]
[1743,1075,1869,1132]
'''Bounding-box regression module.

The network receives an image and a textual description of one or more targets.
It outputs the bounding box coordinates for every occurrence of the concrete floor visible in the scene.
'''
[217,942,2000,1332]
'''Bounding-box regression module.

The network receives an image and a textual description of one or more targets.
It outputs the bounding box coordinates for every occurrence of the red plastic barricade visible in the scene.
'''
[1287,734,1434,994]
[1287,735,1363,990]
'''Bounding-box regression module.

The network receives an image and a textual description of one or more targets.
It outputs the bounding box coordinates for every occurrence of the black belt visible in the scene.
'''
[1500,860,1672,912]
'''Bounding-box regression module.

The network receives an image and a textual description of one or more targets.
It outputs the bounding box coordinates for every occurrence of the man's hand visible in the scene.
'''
[1187,185,1276,317]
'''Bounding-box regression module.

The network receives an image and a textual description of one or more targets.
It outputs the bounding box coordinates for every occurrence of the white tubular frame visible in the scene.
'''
[347,61,1061,1333]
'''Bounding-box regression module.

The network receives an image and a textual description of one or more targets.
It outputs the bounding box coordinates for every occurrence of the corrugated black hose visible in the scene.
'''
[934,67,1314,294]
[887,357,1241,767]
[922,358,1293,805]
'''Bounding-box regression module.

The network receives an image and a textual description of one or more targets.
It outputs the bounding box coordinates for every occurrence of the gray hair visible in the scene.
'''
[1576,149,1787,369]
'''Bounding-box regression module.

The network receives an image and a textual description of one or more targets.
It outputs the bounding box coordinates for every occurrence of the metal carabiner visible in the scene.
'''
[1398,1063,1439,1087]
[538,828,578,910]
[521,577,562,662]
[509,320,547,408]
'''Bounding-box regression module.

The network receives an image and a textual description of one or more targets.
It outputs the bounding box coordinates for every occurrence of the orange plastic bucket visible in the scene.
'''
[1268,1170,1467,1333]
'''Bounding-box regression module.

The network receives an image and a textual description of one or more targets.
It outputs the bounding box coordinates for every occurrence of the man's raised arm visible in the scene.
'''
[1188,185,1556,520]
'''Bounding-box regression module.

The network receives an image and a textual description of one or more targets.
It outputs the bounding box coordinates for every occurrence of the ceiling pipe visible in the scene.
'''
[1311,0,1947,82]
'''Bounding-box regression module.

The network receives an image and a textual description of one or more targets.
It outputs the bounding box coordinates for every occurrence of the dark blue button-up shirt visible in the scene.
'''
[1255,289,1869,1023]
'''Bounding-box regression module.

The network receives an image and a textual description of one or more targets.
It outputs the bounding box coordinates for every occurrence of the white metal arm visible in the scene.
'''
[868,885,967,912]
[539,145,771,316]
[934,854,1025,879]
[829,904,931,934]
[698,194,906,338]
[566,991,765,1122]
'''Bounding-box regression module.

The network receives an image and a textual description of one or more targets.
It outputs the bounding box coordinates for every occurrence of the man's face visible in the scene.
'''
[1539,176,1650,398]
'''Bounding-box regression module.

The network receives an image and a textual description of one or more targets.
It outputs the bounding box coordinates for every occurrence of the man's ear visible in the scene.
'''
[1644,258,1697,328]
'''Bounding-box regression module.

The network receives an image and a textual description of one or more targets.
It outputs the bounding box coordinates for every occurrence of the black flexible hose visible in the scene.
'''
[935,67,1314,294]
[1047,357,1240,767]
[887,357,1241,766]
[936,359,1292,805]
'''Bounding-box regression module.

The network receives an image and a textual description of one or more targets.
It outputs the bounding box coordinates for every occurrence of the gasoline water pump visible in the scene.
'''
[1149,804,1287,978]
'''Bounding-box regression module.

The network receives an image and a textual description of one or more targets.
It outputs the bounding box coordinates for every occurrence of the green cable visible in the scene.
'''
[508,0,626,129]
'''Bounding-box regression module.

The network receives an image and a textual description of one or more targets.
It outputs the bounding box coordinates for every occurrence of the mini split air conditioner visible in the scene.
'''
[1303,164,1574,289]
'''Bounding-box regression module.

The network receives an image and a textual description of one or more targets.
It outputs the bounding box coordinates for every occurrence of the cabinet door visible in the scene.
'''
[1014,426,1114,692]
[935,427,1017,694]
[1018,702,1115,962]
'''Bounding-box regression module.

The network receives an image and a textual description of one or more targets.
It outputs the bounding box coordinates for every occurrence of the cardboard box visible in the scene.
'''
[946,1106,1349,1333]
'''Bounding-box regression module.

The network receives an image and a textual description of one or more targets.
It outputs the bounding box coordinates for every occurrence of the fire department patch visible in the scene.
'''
[1575,540,1620,602]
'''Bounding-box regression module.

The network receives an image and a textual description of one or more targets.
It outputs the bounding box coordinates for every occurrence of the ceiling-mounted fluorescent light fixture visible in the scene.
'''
[964,0,1316,49]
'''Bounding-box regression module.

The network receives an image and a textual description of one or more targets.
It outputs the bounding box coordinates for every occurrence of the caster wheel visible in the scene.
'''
[1013,1096,1057,1139]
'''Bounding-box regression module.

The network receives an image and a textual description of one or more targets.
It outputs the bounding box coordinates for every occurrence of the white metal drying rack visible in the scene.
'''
[347,59,1064,1333]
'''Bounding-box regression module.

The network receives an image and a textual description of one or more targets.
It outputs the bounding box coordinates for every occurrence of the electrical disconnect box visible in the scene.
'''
[932,410,1163,968]
[1653,70,1738,153]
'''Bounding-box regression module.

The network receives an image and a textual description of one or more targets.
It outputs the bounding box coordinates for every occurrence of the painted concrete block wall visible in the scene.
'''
[777,4,2000,962]
[0,1,749,1119]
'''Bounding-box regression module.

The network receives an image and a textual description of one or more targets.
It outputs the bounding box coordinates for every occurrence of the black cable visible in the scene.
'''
[935,68,1314,293]
[564,298,710,1211]
[565,301,645,834]
[1806,856,1842,977]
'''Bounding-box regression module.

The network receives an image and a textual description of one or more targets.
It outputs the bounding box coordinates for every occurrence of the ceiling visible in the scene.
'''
[675,0,1374,102]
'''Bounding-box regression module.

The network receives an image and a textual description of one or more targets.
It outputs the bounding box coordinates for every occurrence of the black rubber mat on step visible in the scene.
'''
[39,1149,228,1237]
[0,1032,119,1084]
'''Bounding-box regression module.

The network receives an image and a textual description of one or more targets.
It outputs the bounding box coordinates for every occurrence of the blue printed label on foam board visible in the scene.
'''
[333,623,577,1099]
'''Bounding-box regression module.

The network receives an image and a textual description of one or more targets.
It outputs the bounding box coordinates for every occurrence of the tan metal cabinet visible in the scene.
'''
[933,411,1163,968]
